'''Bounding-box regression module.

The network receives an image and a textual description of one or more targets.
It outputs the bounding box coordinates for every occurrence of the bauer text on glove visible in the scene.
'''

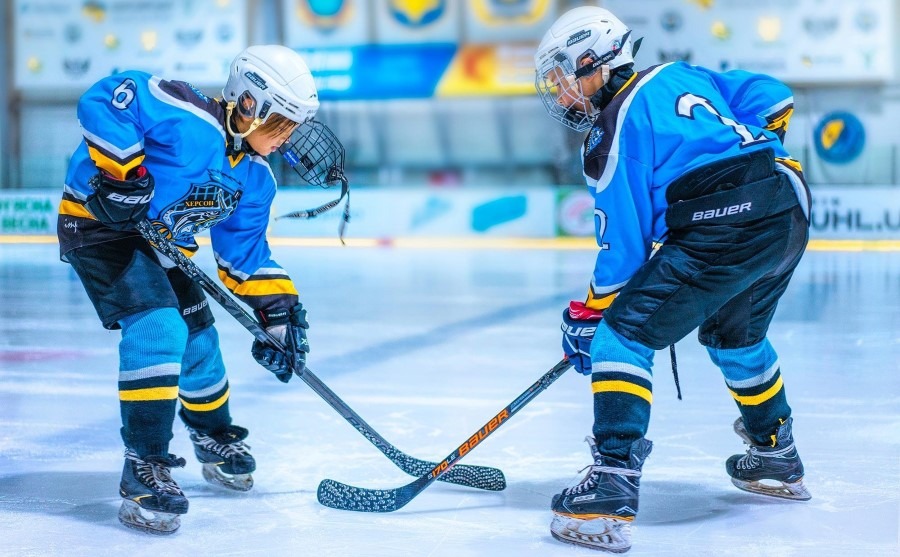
[561,300,603,375]
[252,303,309,383]
[84,167,154,231]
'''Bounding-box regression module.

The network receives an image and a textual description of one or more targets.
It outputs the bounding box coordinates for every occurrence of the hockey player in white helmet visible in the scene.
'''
[58,44,346,534]
[536,6,810,553]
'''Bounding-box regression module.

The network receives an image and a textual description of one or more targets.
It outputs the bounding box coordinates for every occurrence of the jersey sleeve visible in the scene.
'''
[700,68,794,141]
[76,70,154,179]
[210,160,299,312]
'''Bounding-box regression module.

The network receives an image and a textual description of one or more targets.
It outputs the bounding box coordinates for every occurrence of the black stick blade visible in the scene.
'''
[318,479,405,513]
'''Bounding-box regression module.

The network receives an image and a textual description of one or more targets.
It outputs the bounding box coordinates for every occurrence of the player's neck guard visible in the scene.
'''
[589,65,635,111]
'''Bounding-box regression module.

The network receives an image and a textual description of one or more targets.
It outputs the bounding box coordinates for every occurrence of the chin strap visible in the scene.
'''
[224,102,263,153]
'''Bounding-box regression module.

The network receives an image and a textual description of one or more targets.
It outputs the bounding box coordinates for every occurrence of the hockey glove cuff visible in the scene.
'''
[561,301,603,375]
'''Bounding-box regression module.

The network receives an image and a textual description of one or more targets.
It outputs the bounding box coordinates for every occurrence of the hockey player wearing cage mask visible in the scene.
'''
[535,7,812,553]
[57,45,343,534]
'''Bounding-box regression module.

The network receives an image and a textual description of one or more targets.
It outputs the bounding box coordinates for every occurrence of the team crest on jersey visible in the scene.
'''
[586,127,604,153]
[161,170,243,239]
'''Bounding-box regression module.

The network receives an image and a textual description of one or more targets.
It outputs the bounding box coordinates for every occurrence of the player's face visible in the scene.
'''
[542,66,588,113]
[542,57,605,114]
[246,122,299,156]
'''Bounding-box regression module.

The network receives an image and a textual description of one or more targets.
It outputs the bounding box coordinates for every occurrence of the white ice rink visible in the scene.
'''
[1,242,898,557]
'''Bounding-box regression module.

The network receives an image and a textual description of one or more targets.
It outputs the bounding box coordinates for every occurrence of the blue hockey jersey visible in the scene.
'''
[581,62,804,311]
[58,70,297,312]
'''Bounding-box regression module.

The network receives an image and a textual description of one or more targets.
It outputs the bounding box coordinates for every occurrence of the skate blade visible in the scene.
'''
[118,499,181,535]
[731,477,812,501]
[550,513,632,553]
[201,463,254,492]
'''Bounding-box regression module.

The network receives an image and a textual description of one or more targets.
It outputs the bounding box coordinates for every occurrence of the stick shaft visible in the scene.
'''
[134,221,505,490]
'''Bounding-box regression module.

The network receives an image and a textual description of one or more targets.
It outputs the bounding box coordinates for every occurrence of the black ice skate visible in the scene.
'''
[550,436,652,553]
[187,424,256,492]
[727,416,811,501]
[118,449,189,535]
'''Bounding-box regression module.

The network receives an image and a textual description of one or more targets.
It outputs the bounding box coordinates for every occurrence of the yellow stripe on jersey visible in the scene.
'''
[119,386,179,402]
[59,199,96,219]
[586,289,617,311]
[766,107,793,135]
[218,270,299,298]
[180,388,230,412]
[87,145,144,180]
[729,376,784,406]
[776,157,803,173]
[592,380,653,403]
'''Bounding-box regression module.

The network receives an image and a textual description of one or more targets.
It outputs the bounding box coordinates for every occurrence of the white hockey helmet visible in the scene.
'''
[223,45,320,147]
[534,7,636,132]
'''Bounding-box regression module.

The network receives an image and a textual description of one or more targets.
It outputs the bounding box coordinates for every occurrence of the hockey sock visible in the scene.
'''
[118,308,187,456]
[590,322,655,459]
[178,325,232,434]
[708,339,792,446]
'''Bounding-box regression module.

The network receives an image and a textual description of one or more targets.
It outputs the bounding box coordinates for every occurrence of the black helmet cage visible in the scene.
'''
[279,119,346,187]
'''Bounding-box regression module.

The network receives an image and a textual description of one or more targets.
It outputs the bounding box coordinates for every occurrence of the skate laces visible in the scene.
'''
[564,437,641,496]
[126,450,186,496]
[736,441,796,470]
[191,429,252,459]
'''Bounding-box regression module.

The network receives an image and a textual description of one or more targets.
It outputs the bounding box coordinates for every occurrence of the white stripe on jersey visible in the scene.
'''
[79,123,143,160]
[591,63,673,194]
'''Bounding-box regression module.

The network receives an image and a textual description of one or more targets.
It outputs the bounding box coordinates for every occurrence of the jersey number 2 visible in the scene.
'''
[676,93,770,147]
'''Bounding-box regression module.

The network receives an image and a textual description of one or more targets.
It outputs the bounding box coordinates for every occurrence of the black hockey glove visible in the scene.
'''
[85,167,155,231]
[252,303,309,383]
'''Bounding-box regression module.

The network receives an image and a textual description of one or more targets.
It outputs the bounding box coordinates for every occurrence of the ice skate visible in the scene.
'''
[727,417,811,501]
[187,424,256,492]
[550,436,652,553]
[118,449,189,535]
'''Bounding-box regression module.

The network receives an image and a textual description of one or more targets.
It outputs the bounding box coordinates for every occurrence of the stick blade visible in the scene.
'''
[317,479,406,513]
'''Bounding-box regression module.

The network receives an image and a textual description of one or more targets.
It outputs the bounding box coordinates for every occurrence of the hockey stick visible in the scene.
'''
[317,357,573,512]
[134,220,506,492]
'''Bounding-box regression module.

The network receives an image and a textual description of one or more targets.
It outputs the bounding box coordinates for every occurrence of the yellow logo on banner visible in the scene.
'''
[471,0,549,26]
[688,0,715,9]
[82,2,106,23]
[388,0,445,27]
[297,0,354,32]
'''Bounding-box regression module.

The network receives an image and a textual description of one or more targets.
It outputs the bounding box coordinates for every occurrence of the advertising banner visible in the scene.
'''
[605,0,894,84]
[4,187,898,241]
[270,186,556,237]
[13,0,248,91]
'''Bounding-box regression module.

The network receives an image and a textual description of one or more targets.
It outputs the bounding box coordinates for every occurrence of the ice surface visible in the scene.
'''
[1,243,897,556]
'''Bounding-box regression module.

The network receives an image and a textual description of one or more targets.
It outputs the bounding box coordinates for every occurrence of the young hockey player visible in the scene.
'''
[534,7,812,553]
[57,45,337,534]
